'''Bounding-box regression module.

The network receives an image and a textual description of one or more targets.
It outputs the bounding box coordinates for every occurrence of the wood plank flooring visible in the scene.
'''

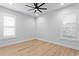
[0,39,79,56]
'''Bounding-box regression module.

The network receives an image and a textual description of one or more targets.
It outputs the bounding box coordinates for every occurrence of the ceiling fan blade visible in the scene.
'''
[38,3,45,7]
[33,3,38,8]
[33,3,37,7]
[37,9,42,13]
[34,10,36,13]
[33,3,36,6]
[39,8,47,10]
[36,3,38,6]
[25,5,34,8]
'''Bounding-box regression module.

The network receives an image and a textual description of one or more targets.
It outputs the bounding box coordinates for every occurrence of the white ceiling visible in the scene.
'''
[0,3,72,17]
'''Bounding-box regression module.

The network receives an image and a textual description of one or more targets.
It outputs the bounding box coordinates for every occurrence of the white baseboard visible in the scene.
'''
[0,38,34,47]
[36,38,79,50]
[1,37,79,51]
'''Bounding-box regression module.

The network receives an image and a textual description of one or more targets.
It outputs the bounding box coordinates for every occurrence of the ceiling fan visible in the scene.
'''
[25,3,47,14]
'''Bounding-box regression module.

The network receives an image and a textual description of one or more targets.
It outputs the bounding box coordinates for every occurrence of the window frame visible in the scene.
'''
[3,15,16,39]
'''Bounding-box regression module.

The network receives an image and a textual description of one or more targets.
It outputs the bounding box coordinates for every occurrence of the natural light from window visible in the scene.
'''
[3,16,15,38]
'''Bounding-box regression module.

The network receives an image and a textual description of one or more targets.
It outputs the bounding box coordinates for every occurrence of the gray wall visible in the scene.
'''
[0,6,35,46]
[76,4,79,40]
[36,4,79,50]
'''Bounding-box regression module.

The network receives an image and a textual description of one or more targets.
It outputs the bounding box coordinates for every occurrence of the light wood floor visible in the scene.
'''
[0,39,79,56]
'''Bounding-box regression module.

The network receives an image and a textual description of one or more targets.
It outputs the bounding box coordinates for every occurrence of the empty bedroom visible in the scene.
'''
[0,3,79,56]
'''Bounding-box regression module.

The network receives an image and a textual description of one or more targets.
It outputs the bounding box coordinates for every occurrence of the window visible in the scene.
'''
[3,16,15,39]
[62,12,76,40]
